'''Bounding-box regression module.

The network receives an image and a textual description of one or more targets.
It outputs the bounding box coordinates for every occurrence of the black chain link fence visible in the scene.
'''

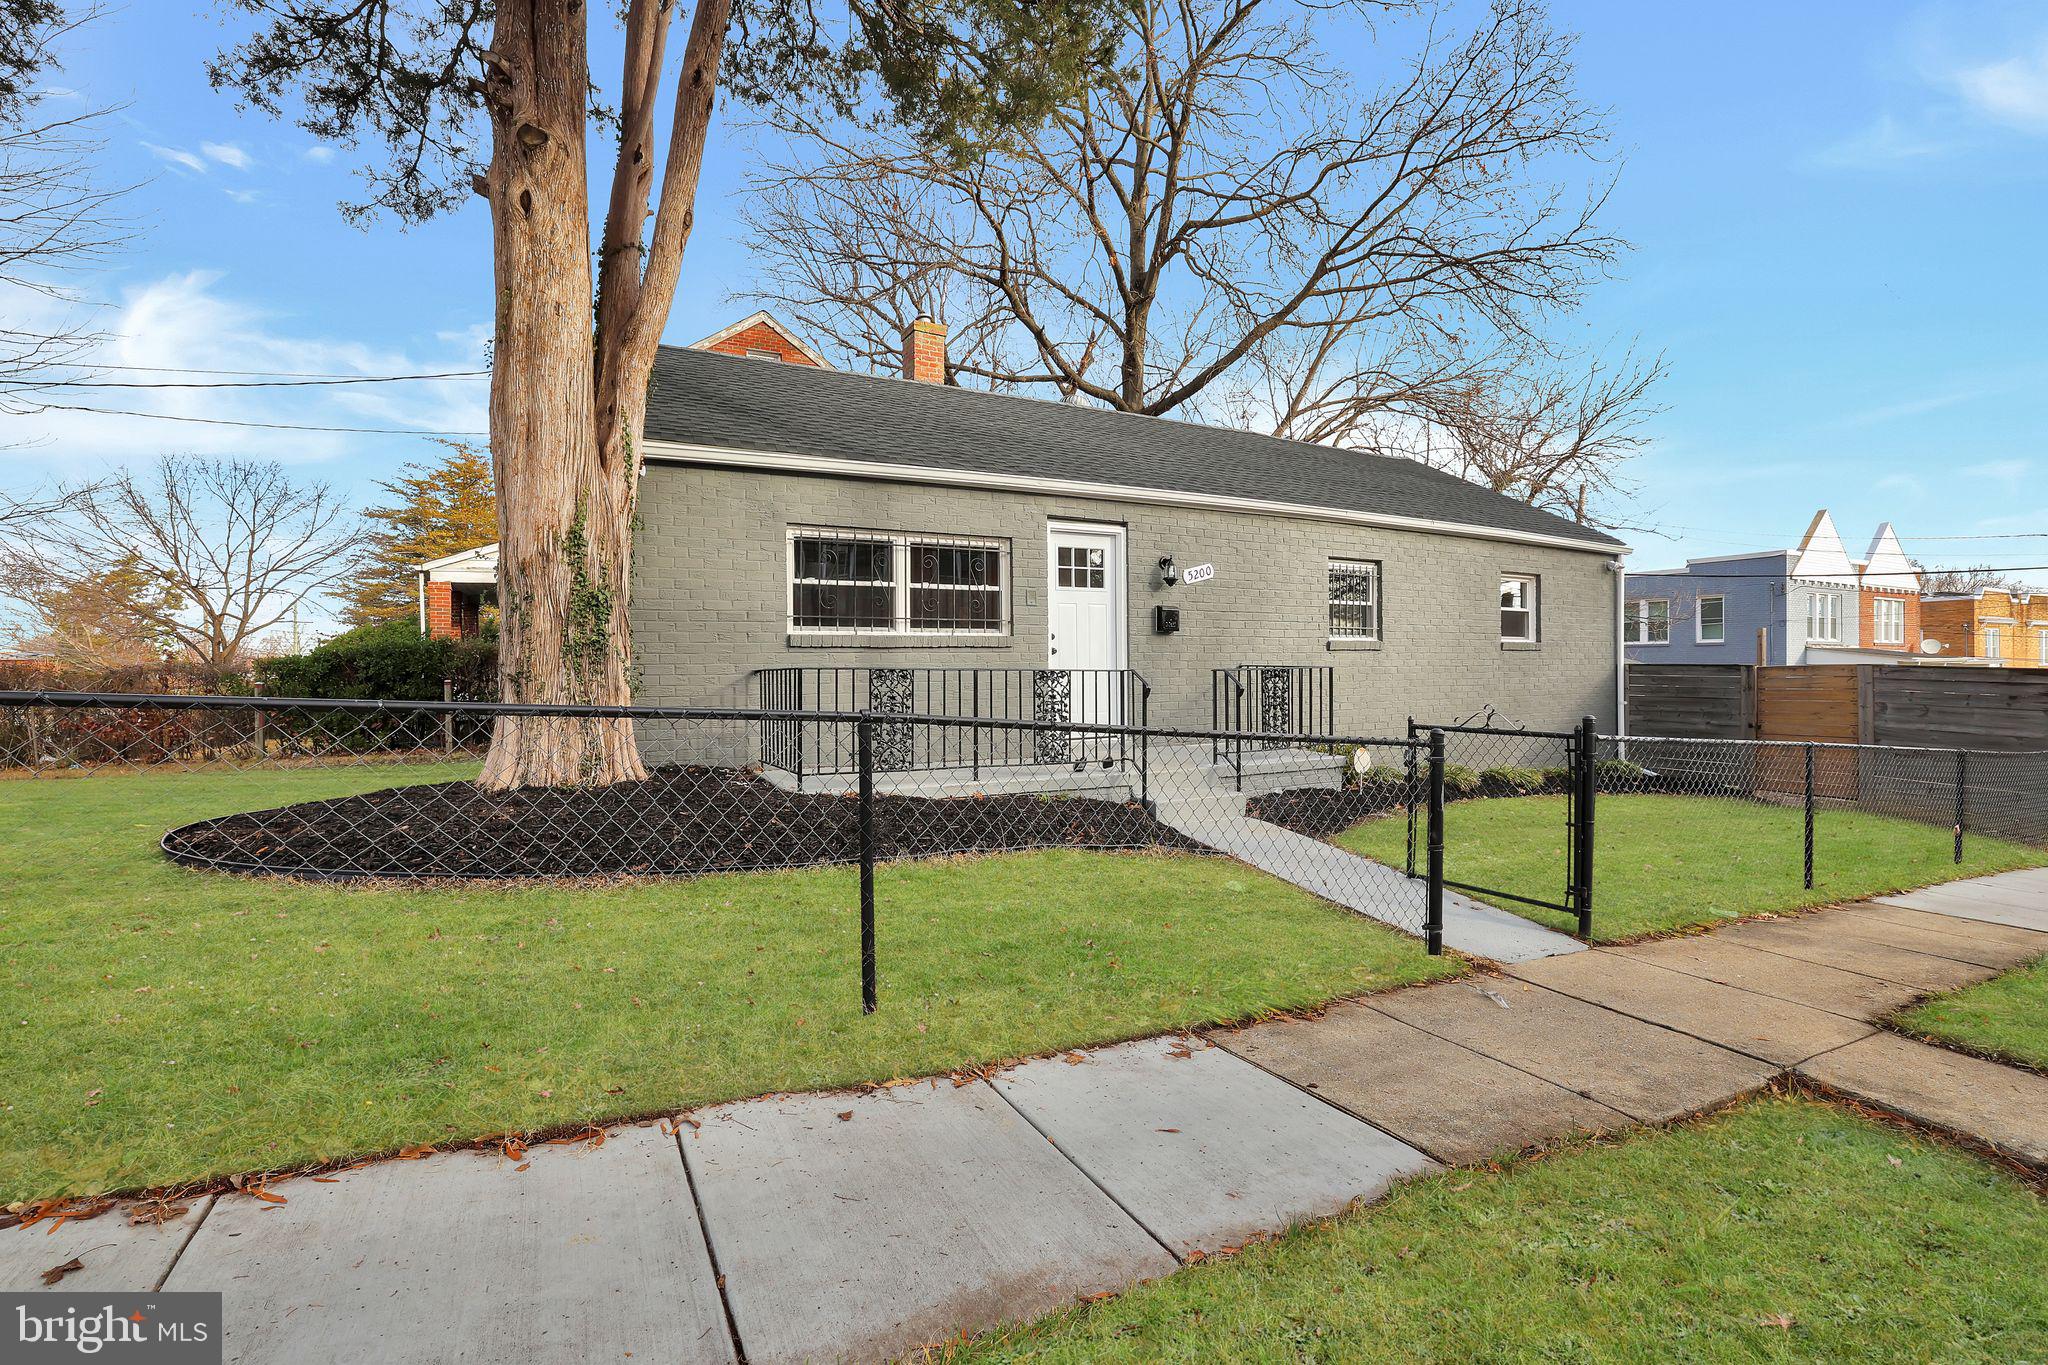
[2,691,1452,1014]
[1598,733,2048,889]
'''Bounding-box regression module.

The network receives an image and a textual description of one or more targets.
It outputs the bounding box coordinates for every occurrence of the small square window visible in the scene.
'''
[1328,560,1380,640]
[1501,574,1539,643]
[1624,598,1669,645]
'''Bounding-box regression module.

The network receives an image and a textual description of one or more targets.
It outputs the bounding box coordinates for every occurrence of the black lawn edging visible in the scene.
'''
[160,765,1202,882]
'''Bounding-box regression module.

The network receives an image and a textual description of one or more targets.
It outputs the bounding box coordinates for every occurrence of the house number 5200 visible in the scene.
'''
[1182,563,1215,585]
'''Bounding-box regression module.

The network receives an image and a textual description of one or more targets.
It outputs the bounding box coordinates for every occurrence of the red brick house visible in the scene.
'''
[416,311,835,638]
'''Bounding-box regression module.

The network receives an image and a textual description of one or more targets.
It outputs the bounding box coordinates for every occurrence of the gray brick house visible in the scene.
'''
[425,320,1630,762]
[622,327,1627,749]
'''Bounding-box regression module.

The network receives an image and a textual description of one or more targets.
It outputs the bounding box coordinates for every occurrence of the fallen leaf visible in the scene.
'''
[1155,1128,1181,1134]
[250,1189,287,1205]
[40,1257,84,1286]
[836,1110,854,1122]
[1759,1313,1795,1331]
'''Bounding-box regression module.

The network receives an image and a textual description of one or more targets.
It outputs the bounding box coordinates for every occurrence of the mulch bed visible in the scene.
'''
[1246,786,1412,839]
[161,765,1202,881]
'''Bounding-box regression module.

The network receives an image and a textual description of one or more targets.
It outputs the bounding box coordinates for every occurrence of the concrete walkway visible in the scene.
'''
[6,885,2044,1364]
[1152,787,1587,962]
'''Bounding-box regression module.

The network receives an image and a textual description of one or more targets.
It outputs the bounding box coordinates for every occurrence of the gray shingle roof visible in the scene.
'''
[644,346,1626,550]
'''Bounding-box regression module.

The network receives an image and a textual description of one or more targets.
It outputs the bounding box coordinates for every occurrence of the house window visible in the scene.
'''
[1984,627,2001,660]
[1806,591,1842,643]
[1872,597,1905,646]
[1500,574,1539,643]
[1698,595,1726,644]
[1623,598,1669,645]
[1328,560,1380,640]
[744,347,783,362]
[2039,631,2048,666]
[789,527,1008,635]
[1055,544,1105,589]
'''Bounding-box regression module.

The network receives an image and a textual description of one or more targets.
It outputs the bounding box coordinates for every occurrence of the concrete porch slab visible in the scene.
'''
[1707,919,1997,994]
[1215,1000,1631,1166]
[1365,978,1776,1123]
[0,1197,213,1293]
[681,1080,1176,1365]
[1505,950,1875,1066]
[1823,906,2048,970]
[166,1126,732,1365]
[1799,1033,2048,1168]
[991,1035,1435,1257]
[1618,936,1927,1019]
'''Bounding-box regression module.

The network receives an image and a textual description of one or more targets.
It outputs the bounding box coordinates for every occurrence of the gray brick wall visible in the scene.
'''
[631,464,1621,739]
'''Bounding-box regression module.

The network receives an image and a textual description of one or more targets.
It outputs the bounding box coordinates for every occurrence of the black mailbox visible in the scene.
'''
[1154,605,1181,634]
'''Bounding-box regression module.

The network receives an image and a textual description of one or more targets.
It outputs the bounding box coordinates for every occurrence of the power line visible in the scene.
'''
[1630,565,2048,580]
[13,402,487,437]
[33,361,489,380]
[4,370,488,391]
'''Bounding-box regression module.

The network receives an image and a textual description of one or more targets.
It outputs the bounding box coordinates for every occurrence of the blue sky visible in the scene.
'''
[8,1,2047,581]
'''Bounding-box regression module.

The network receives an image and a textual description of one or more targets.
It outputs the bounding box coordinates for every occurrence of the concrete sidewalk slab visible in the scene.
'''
[1215,1001,1630,1165]
[1800,1033,2048,1168]
[991,1035,1435,1257]
[166,1127,731,1365]
[1365,978,1775,1123]
[1855,902,2048,955]
[1879,882,2048,934]
[1619,937,1926,1019]
[1825,906,2048,970]
[1505,950,1874,1066]
[0,1198,213,1293]
[682,1081,1176,1365]
[1709,919,1996,994]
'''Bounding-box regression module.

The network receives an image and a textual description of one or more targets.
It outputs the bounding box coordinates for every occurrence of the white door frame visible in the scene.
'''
[1045,519,1129,672]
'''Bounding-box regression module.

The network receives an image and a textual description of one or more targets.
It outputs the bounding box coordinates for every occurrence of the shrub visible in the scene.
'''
[1479,765,1549,798]
[257,621,497,701]
[1595,758,1647,791]
[1442,763,1481,796]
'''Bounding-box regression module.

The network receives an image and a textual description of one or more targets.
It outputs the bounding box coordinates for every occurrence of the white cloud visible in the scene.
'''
[302,145,336,164]
[201,141,253,170]
[142,142,207,174]
[1964,458,2031,484]
[1,271,488,476]
[1812,112,1957,168]
[224,188,264,206]
[1951,38,2048,131]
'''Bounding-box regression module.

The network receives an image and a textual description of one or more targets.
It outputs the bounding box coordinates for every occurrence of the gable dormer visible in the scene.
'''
[1858,522,1920,592]
[1789,509,1858,585]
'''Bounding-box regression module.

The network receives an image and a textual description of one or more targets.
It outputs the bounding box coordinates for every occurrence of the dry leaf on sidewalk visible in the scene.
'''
[40,1257,84,1286]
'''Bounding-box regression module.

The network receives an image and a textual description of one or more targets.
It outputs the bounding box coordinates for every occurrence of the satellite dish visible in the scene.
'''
[1920,639,1942,655]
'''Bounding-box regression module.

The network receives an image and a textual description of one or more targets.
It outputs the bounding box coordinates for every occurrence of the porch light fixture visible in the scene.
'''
[1157,555,1179,587]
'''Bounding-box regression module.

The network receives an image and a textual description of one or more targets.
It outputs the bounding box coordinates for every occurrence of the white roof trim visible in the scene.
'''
[687,310,834,370]
[641,440,1630,556]
[418,543,499,574]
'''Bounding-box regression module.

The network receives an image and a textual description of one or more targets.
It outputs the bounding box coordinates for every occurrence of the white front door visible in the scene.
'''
[1047,525,1126,748]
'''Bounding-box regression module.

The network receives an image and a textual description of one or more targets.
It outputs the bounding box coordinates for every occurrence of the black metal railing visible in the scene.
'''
[1210,664,1336,790]
[751,666,1150,794]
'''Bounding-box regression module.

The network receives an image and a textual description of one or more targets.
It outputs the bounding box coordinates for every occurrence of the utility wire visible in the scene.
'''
[26,361,490,380]
[2,370,489,391]
[11,402,487,437]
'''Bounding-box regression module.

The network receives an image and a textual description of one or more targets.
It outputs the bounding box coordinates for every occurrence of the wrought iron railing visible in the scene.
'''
[751,666,1151,794]
[1210,664,1337,789]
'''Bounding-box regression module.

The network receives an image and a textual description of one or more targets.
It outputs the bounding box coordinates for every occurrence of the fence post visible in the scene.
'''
[857,712,878,1014]
[252,679,266,757]
[440,677,454,757]
[1425,728,1446,956]
[1575,714,1597,940]
[1953,749,1967,865]
[1404,717,1419,879]
[1803,743,1816,891]
[1139,679,1152,812]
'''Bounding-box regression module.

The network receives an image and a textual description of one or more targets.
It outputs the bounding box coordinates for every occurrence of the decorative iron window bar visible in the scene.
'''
[786,527,1011,637]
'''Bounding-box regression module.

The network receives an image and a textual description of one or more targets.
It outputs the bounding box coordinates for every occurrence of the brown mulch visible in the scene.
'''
[160,765,1201,881]
[1246,785,1412,839]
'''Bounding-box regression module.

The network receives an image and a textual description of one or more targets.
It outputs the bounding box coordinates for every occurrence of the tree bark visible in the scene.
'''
[476,0,646,789]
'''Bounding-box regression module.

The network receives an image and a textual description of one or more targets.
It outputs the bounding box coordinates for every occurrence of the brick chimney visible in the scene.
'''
[903,315,947,383]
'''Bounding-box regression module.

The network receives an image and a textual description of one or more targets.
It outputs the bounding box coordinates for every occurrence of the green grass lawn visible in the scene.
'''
[954,1096,2048,1363]
[0,765,1457,1201]
[1896,958,2048,1072]
[1338,793,2048,942]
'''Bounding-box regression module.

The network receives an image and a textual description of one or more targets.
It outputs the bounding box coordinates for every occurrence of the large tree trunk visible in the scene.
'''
[476,0,646,789]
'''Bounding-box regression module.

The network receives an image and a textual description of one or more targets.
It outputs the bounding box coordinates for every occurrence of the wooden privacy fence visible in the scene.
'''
[1628,662,2048,754]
